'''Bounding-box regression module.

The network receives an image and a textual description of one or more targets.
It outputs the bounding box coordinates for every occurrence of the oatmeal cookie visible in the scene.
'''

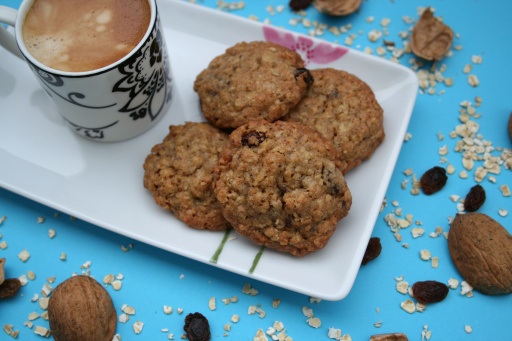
[283,68,384,173]
[214,120,352,256]
[193,41,313,129]
[143,122,230,231]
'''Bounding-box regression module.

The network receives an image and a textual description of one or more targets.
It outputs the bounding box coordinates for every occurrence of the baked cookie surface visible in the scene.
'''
[214,120,352,256]
[283,68,385,173]
[193,41,313,129]
[143,122,230,231]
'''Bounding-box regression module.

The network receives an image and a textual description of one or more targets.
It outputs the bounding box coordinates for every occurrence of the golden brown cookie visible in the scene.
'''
[143,122,230,231]
[193,41,313,129]
[214,120,352,256]
[283,68,384,173]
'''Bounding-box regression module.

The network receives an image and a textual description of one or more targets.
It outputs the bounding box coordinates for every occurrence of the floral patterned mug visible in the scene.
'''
[0,0,172,142]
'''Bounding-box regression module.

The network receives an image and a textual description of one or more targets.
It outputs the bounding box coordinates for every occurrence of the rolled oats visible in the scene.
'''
[400,299,416,314]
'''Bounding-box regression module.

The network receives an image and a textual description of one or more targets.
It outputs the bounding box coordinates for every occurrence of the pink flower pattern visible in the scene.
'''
[263,26,348,65]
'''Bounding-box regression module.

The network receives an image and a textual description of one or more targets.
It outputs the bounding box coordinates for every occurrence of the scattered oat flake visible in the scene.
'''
[400,299,416,314]
[465,325,473,333]
[231,314,240,323]
[448,278,459,289]
[111,280,122,291]
[328,327,342,339]
[468,74,479,87]
[302,306,314,318]
[254,329,269,341]
[396,281,409,294]
[132,321,144,334]
[208,296,216,311]
[460,281,473,296]
[431,256,439,268]
[163,305,173,314]
[307,317,321,328]
[48,229,56,239]
[34,325,50,337]
[498,208,508,217]
[118,313,130,323]
[103,274,115,285]
[242,283,259,296]
[18,249,30,262]
[122,305,136,315]
[500,184,511,197]
[420,250,431,260]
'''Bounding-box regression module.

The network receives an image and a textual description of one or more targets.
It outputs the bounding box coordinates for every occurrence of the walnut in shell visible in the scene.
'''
[314,0,362,16]
[48,275,117,341]
[409,7,453,61]
[448,213,512,295]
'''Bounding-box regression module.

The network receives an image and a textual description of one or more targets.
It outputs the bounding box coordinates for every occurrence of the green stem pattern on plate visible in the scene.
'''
[249,246,265,274]
[210,228,232,264]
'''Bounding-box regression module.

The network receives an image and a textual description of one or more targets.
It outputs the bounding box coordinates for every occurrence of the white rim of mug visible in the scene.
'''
[14,0,157,78]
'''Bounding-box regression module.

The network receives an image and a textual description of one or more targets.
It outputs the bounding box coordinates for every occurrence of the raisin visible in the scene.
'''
[184,312,211,341]
[241,131,266,147]
[420,166,447,195]
[294,68,314,88]
[0,278,22,299]
[289,0,313,12]
[362,237,382,265]
[464,184,486,212]
[411,280,449,304]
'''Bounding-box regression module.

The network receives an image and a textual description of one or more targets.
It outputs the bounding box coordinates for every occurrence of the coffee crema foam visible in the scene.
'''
[22,0,150,72]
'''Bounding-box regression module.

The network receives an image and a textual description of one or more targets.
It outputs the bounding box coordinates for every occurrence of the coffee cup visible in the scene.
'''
[0,0,173,142]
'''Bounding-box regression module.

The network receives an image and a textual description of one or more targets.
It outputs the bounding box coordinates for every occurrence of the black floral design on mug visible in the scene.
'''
[29,64,117,109]
[65,119,119,139]
[113,17,172,122]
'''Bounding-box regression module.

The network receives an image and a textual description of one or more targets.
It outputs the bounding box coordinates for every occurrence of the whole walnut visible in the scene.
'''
[314,0,362,16]
[448,213,512,295]
[48,275,117,341]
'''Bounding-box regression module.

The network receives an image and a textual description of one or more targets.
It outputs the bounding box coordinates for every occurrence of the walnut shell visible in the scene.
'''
[409,7,453,61]
[448,213,512,295]
[48,275,117,341]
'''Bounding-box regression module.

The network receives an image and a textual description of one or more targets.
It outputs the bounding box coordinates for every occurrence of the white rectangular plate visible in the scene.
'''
[0,0,417,300]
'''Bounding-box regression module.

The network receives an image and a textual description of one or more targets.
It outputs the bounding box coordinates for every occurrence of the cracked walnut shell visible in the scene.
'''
[409,7,453,61]
[48,275,117,341]
[448,213,512,295]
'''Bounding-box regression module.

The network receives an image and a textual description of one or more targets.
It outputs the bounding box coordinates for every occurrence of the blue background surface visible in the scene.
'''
[1,0,511,340]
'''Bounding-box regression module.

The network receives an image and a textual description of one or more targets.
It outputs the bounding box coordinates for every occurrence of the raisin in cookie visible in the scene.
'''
[143,122,229,231]
[193,41,313,129]
[214,120,352,256]
[283,68,385,173]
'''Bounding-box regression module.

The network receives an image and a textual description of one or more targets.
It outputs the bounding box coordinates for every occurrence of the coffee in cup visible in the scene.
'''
[22,0,151,72]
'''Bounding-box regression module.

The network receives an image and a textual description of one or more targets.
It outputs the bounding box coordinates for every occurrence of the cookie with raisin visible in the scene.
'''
[194,41,313,129]
[214,120,352,256]
[143,122,229,231]
[283,68,385,173]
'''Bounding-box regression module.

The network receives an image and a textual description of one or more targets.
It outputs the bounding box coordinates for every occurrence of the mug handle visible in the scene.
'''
[0,5,25,59]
